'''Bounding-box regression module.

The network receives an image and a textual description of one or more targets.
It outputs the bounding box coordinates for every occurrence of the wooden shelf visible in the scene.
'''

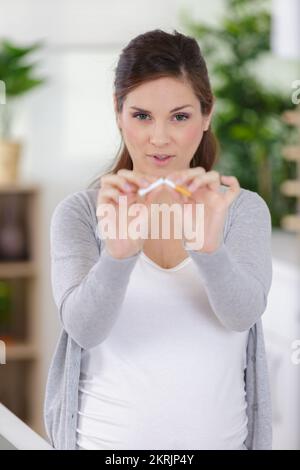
[0,261,37,278]
[0,184,42,434]
[282,108,300,126]
[6,342,38,361]
[281,215,300,233]
[0,183,40,194]
[281,104,300,234]
[280,180,300,197]
[282,146,300,162]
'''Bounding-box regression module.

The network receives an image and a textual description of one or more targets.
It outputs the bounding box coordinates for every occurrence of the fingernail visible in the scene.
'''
[187,182,196,191]
[140,179,149,187]
[174,178,182,185]
[124,183,133,191]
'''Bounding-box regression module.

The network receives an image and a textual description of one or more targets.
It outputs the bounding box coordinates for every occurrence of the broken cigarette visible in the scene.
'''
[137,177,192,198]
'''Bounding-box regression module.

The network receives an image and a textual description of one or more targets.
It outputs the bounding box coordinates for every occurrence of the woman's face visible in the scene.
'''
[114,76,213,177]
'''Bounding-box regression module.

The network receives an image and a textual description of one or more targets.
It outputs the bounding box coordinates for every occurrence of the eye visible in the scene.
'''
[174,113,189,121]
[132,112,190,121]
[132,112,150,120]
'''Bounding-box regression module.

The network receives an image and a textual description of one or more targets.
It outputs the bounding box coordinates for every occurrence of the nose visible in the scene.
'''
[149,122,171,146]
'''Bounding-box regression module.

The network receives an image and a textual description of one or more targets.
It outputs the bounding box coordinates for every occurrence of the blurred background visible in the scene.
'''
[0,0,299,449]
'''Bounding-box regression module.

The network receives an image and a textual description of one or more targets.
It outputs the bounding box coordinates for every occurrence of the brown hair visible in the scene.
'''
[87,28,219,190]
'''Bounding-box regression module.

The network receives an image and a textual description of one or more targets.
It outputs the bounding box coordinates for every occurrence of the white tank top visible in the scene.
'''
[76,251,249,450]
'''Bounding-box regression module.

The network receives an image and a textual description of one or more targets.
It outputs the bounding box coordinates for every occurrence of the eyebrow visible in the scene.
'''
[130,105,193,113]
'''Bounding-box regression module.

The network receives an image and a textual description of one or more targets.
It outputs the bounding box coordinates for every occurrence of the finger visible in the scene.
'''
[166,167,206,185]
[143,183,166,205]
[163,183,183,202]
[100,171,155,197]
[221,176,241,204]
[207,171,221,191]
[97,188,121,206]
[117,169,157,190]
[187,171,220,192]
[148,180,185,204]
[100,174,137,193]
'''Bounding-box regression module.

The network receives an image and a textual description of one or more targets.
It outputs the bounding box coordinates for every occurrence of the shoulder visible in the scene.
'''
[219,184,272,235]
[52,188,98,217]
[51,188,99,232]
[220,184,271,216]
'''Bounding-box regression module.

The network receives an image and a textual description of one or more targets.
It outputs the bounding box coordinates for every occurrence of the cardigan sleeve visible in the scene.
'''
[187,189,273,332]
[50,191,140,350]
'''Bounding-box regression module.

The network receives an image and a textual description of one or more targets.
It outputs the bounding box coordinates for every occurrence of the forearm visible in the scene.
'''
[58,248,140,349]
[188,242,271,332]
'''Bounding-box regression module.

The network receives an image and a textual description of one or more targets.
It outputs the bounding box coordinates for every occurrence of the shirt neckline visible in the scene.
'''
[140,251,192,272]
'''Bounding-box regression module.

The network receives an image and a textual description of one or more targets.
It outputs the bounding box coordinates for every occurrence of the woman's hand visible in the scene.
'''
[165,167,241,253]
[97,169,164,259]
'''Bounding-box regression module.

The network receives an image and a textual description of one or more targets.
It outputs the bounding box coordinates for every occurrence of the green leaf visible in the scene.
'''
[0,38,45,59]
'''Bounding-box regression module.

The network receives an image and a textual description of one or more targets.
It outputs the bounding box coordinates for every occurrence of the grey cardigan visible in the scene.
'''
[43,184,273,450]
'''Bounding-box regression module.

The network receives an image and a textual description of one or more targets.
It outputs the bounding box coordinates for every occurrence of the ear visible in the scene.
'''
[204,103,214,131]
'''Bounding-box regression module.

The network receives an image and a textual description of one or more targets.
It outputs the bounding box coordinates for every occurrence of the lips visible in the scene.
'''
[147,154,174,166]
[148,154,175,160]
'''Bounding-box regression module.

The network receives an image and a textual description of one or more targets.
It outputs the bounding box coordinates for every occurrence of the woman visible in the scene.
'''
[44,29,273,450]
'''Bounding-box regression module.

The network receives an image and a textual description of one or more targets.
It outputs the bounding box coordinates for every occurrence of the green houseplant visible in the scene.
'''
[0,39,46,184]
[179,0,298,227]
